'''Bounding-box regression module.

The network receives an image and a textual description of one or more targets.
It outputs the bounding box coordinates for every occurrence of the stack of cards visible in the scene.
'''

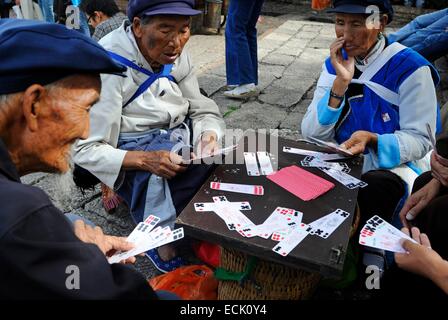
[108,215,184,264]
[210,182,264,196]
[301,156,351,173]
[359,215,417,253]
[243,151,275,176]
[267,165,335,201]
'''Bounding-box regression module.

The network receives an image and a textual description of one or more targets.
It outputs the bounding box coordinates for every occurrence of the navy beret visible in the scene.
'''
[0,19,126,95]
[328,0,394,24]
[127,0,201,22]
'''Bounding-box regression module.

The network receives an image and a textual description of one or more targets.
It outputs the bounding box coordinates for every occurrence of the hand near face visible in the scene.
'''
[74,220,137,264]
[395,227,448,292]
[430,151,448,187]
[340,130,377,155]
[330,37,355,84]
[399,178,441,228]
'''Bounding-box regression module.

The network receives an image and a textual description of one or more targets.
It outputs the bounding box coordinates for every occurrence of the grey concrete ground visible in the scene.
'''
[21,2,447,291]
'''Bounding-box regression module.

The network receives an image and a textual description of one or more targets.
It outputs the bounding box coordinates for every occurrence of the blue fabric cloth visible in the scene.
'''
[317,89,345,126]
[116,129,180,228]
[38,0,54,22]
[225,0,265,86]
[388,8,448,61]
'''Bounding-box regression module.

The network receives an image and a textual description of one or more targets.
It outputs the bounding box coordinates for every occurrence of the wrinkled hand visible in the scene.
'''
[140,150,188,179]
[195,131,219,157]
[395,227,445,283]
[330,37,355,83]
[399,178,441,228]
[340,130,378,155]
[431,152,448,187]
[74,220,137,264]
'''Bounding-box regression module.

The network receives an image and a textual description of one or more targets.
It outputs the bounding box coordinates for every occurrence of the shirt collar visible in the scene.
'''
[0,139,21,182]
[355,35,386,72]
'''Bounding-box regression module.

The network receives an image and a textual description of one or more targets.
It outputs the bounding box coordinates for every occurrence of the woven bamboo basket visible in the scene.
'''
[217,248,321,300]
[217,205,361,300]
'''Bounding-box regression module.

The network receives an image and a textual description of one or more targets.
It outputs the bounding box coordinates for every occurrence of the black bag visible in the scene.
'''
[73,164,100,190]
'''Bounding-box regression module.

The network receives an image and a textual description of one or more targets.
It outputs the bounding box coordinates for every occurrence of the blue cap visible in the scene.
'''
[0,19,126,95]
[127,0,201,22]
[328,0,394,24]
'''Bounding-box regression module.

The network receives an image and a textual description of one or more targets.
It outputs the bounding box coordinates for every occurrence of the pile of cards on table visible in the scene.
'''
[195,195,350,257]
[358,215,417,253]
[267,165,335,201]
[108,215,184,264]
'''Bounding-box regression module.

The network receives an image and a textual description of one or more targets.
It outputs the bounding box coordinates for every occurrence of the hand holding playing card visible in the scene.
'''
[395,227,448,289]
[196,131,219,157]
[74,220,136,263]
[340,130,378,155]
[399,178,441,228]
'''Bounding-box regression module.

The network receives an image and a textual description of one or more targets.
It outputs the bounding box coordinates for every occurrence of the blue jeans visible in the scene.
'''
[225,0,265,86]
[38,0,54,22]
[388,8,448,61]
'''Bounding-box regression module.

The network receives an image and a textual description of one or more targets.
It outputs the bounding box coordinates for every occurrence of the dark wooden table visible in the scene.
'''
[176,132,363,278]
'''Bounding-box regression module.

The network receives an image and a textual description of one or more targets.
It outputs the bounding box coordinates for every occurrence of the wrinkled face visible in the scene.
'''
[335,13,385,58]
[33,75,100,173]
[133,15,191,68]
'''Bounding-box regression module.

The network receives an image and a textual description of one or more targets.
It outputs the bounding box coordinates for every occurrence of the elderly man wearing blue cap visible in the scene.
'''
[72,0,225,273]
[0,19,170,299]
[301,0,440,277]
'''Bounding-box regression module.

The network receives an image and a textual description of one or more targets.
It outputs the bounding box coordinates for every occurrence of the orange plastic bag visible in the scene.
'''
[149,265,218,300]
[311,0,331,10]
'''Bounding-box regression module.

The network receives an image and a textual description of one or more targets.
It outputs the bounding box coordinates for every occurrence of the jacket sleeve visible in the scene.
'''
[72,73,127,188]
[0,205,157,300]
[376,66,437,169]
[301,62,346,143]
[176,52,225,144]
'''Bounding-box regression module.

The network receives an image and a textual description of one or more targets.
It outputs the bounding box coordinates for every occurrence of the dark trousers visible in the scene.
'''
[225,0,265,85]
[380,171,448,299]
[169,163,216,215]
[357,169,406,228]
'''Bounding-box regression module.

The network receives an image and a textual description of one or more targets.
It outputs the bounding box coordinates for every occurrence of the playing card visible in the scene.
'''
[358,215,417,253]
[243,152,260,176]
[143,215,161,228]
[283,146,349,161]
[212,196,256,234]
[188,144,239,164]
[272,223,309,256]
[244,207,302,239]
[305,136,354,157]
[301,156,351,173]
[210,181,264,196]
[256,151,275,175]
[194,201,251,212]
[308,209,350,239]
[320,167,367,189]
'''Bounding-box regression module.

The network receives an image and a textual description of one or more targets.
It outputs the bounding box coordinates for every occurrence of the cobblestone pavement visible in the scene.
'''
[22,2,447,286]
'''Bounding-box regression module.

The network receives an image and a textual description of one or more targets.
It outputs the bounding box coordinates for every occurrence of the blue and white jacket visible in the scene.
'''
[301,41,440,187]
